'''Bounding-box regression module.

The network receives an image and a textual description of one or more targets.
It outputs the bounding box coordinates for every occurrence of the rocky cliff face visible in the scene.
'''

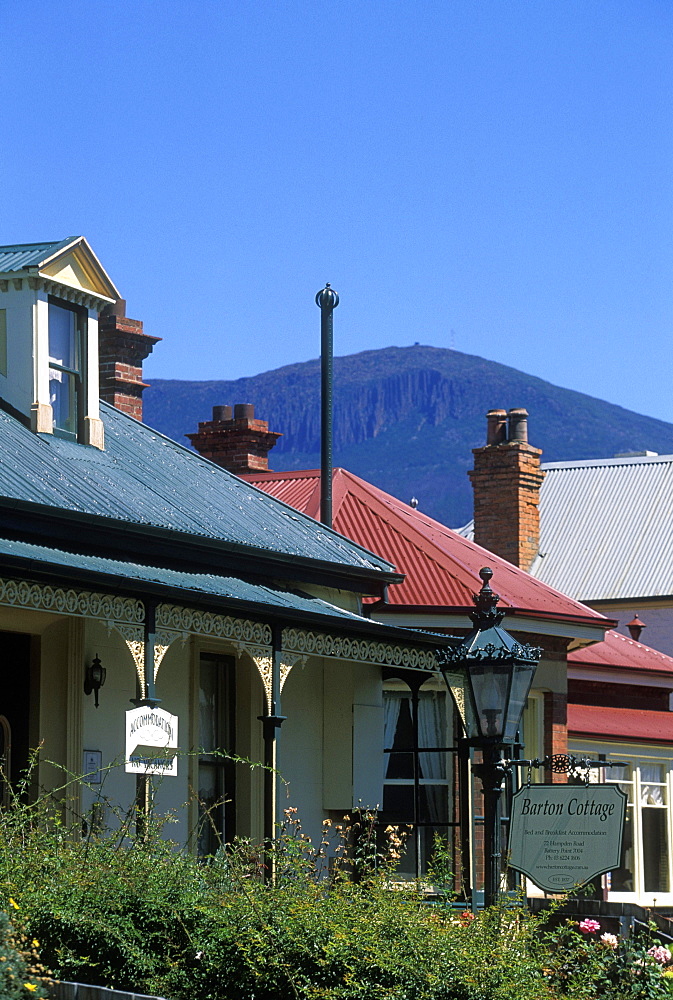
[143,345,673,526]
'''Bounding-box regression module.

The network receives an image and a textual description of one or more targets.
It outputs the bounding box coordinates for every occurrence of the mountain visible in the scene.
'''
[142,345,673,527]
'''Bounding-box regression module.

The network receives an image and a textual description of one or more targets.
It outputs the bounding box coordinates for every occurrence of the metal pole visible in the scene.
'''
[474,743,506,907]
[260,622,286,882]
[134,600,160,839]
[315,284,339,527]
[411,686,422,879]
[143,601,160,707]
[458,737,473,905]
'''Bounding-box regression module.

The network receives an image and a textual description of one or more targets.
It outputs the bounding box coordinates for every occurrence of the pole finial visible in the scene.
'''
[471,567,503,625]
[316,283,339,310]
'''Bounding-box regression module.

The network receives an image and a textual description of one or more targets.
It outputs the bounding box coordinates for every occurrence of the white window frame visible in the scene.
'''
[569,738,673,907]
[382,675,454,876]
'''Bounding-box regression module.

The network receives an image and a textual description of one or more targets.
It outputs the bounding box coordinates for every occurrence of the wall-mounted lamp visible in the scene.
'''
[84,654,106,708]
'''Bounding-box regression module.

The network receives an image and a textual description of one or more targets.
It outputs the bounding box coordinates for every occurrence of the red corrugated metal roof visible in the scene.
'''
[569,703,673,743]
[569,629,673,675]
[243,468,606,626]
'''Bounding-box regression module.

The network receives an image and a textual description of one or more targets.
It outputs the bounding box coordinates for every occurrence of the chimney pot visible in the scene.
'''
[508,408,529,443]
[234,403,255,420]
[627,615,646,642]
[486,409,507,446]
[188,403,281,474]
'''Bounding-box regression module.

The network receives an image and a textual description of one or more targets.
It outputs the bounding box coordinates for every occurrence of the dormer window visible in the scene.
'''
[0,237,121,451]
[48,298,85,438]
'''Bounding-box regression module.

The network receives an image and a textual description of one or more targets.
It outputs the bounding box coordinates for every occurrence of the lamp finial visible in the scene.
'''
[471,567,503,626]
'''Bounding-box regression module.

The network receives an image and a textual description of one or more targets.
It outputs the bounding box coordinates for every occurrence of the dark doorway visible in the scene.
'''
[198,653,236,855]
[0,632,33,798]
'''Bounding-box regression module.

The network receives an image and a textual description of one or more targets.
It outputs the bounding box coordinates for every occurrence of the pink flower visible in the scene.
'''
[648,945,672,965]
[600,932,618,949]
[578,919,601,934]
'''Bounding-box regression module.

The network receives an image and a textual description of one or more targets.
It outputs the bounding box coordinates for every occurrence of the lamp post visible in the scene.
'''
[437,567,542,907]
[315,283,339,528]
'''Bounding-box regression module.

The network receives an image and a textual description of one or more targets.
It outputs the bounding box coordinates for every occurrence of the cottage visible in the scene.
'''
[0,238,449,855]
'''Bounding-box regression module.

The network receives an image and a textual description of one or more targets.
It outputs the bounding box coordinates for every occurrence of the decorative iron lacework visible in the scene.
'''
[157,605,272,645]
[282,627,439,672]
[0,582,440,699]
[0,577,143,624]
[232,647,306,712]
[438,640,541,664]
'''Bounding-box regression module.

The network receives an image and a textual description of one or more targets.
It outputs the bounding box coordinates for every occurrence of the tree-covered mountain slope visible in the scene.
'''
[143,345,673,527]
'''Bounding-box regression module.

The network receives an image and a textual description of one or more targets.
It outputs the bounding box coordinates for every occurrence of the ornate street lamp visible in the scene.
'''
[437,567,542,907]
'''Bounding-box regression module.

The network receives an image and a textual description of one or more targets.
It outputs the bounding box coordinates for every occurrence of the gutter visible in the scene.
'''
[0,499,404,597]
[0,549,451,652]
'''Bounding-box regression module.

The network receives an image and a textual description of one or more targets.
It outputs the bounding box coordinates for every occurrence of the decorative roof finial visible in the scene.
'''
[471,566,504,627]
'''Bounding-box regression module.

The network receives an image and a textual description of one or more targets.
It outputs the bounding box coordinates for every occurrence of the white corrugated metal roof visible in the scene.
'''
[534,453,673,601]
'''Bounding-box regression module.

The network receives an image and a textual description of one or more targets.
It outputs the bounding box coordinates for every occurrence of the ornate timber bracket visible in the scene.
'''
[110,623,188,690]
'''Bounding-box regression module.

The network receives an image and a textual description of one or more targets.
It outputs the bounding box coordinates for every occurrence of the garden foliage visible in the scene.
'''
[0,762,673,999]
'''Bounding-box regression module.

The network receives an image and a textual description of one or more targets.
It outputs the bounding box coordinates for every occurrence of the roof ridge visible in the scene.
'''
[0,237,78,253]
[543,453,673,471]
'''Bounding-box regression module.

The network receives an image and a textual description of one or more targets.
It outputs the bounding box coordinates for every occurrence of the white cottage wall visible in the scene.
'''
[279,656,326,847]
[0,284,36,419]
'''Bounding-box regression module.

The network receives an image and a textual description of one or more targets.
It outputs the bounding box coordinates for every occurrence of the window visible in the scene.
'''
[605,762,669,895]
[198,653,236,855]
[570,742,673,902]
[382,678,455,877]
[48,298,85,437]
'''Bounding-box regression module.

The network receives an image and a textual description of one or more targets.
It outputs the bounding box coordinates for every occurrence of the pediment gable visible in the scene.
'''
[39,237,120,301]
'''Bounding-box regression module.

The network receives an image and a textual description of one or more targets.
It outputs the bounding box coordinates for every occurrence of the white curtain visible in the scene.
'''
[418,691,446,821]
[641,765,665,805]
[383,692,405,779]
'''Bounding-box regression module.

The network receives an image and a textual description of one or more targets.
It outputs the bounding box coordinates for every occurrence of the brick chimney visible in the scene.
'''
[187,403,281,474]
[98,300,161,421]
[468,408,545,571]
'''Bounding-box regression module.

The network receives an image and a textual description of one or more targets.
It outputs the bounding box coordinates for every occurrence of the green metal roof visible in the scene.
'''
[0,401,396,580]
[0,533,444,648]
[0,238,80,273]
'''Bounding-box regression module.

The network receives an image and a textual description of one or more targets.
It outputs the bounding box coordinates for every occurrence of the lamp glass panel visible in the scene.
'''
[503,661,537,743]
[467,662,510,739]
[441,669,471,735]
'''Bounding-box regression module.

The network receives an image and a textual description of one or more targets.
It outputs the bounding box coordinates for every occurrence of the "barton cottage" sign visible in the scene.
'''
[508,783,626,892]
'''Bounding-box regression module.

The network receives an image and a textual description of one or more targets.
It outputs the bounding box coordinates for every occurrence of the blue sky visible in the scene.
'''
[3,1,672,422]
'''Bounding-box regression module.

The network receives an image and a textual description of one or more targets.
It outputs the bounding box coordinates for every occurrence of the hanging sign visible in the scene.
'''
[125,706,178,776]
[508,783,626,893]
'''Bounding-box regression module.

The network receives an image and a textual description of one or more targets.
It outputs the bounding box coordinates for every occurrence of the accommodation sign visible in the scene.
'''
[508,784,626,893]
[125,706,178,776]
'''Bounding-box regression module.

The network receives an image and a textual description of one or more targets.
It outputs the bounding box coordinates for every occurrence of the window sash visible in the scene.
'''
[48,298,84,437]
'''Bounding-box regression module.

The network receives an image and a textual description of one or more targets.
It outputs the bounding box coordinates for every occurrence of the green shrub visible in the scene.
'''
[2,761,673,999]
[539,915,673,999]
[0,906,49,999]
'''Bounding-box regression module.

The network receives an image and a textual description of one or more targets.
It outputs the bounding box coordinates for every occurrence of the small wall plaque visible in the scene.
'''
[82,750,102,784]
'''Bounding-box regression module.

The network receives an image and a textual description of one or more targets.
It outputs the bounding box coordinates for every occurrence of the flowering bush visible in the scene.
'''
[2,758,673,998]
[0,909,49,999]
[541,916,673,999]
[649,945,673,966]
[578,918,601,934]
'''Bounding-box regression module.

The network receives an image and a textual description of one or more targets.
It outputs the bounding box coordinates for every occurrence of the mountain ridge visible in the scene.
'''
[143,345,673,526]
